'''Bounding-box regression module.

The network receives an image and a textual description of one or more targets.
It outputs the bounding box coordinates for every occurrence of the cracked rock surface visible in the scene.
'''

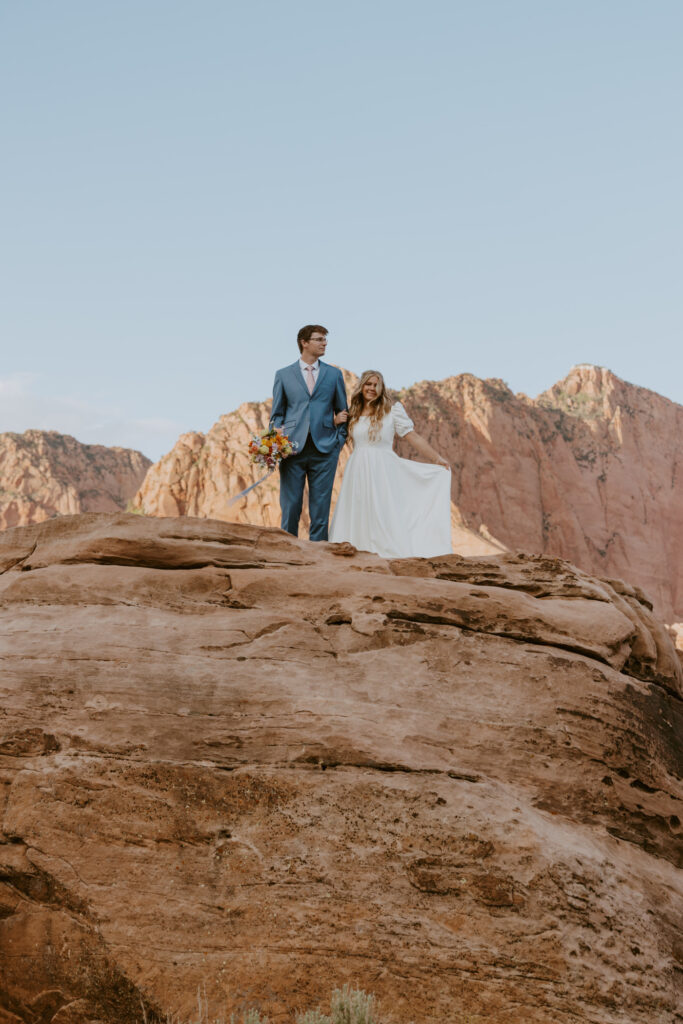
[0,513,682,1023]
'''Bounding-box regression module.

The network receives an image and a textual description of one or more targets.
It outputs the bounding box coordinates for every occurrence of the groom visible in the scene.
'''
[270,324,348,541]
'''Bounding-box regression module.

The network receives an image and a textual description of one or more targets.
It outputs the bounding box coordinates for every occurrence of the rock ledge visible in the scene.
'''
[0,514,681,1023]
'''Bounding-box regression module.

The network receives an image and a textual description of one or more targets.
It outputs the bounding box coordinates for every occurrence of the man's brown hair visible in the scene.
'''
[297,324,328,353]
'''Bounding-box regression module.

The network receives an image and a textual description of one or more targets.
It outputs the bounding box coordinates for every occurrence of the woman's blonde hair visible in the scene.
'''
[347,370,393,443]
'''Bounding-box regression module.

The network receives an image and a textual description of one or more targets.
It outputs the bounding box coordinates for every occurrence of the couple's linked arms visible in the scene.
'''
[270,371,349,440]
[271,371,447,466]
[333,374,348,438]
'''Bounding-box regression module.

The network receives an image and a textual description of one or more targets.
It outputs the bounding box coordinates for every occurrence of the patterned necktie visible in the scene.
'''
[305,365,315,394]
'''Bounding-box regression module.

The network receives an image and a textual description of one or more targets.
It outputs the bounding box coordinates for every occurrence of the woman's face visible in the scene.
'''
[362,375,381,404]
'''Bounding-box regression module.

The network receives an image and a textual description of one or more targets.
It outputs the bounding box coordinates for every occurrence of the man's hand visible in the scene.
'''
[334,410,349,426]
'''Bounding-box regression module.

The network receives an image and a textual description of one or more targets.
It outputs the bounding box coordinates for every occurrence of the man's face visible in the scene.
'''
[301,332,328,360]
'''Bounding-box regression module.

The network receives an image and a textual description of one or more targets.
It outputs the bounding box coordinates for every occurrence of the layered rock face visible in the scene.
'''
[1,513,681,1023]
[400,364,683,623]
[0,430,151,529]
[134,365,683,620]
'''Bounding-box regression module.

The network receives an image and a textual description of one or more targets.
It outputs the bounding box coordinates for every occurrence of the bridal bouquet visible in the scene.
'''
[227,428,297,509]
[247,428,297,471]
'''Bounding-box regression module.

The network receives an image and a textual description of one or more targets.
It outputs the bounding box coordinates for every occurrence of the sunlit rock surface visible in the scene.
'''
[0,513,681,1023]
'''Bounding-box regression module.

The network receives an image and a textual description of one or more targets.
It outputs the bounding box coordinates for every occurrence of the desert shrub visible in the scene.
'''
[296,986,380,1024]
[230,1012,269,1024]
[156,984,388,1024]
[329,986,379,1024]
[332,987,374,1024]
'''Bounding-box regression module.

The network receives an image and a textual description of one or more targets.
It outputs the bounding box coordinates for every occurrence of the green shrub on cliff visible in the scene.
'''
[161,983,478,1024]
[182,985,383,1024]
[331,985,379,1024]
[295,986,379,1024]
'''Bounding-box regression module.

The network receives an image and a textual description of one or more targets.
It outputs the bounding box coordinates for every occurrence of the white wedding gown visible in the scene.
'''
[329,402,452,558]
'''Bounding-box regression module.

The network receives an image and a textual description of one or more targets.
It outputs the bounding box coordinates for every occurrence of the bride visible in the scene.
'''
[329,370,453,558]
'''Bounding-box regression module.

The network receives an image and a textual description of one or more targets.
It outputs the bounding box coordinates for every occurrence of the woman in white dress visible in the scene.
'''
[329,370,453,558]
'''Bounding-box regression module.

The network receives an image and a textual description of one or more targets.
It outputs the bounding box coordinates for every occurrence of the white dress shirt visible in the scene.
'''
[299,358,320,391]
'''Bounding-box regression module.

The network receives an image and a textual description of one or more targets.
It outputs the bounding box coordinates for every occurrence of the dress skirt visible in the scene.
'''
[329,445,452,559]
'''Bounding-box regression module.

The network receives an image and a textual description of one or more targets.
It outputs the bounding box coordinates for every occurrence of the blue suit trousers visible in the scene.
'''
[279,434,340,541]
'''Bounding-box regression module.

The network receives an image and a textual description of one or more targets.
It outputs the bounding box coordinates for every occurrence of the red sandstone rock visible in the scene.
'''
[398,364,683,622]
[0,513,681,1023]
[134,366,683,621]
[0,430,150,529]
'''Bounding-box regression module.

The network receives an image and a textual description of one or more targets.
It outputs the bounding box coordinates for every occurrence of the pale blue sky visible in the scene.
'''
[1,0,681,459]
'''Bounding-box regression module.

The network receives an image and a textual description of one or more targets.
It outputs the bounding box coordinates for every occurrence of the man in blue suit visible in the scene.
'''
[270,324,348,541]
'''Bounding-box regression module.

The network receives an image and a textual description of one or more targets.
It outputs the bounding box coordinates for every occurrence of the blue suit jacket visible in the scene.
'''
[270,361,348,455]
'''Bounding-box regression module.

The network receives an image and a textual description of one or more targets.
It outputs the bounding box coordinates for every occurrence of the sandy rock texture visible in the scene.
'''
[0,430,150,530]
[0,513,681,1024]
[134,364,683,620]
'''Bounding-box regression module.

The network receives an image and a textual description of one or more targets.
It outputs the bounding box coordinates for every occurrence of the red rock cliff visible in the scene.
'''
[0,430,151,529]
[397,365,683,621]
[135,366,683,621]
